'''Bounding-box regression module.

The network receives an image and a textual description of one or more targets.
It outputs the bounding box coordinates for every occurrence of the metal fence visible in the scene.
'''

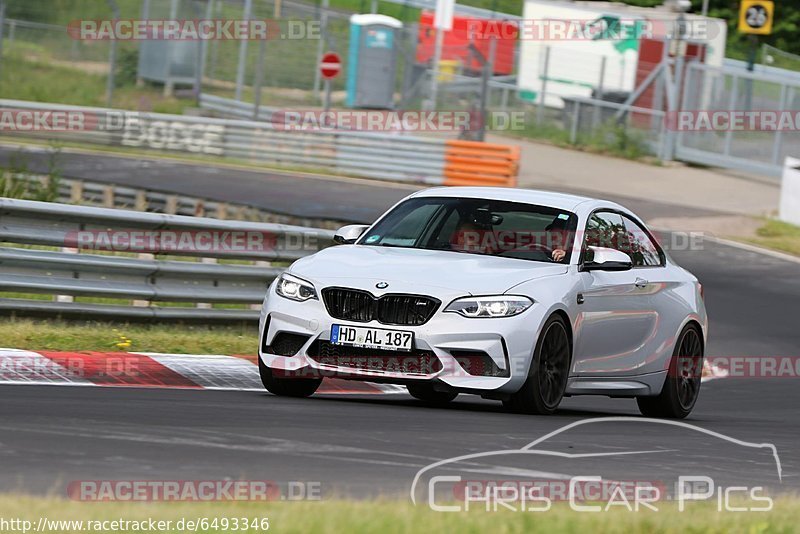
[0,198,334,321]
[675,60,800,177]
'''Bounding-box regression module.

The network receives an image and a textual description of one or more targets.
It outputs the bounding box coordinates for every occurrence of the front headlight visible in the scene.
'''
[275,273,318,302]
[444,295,533,318]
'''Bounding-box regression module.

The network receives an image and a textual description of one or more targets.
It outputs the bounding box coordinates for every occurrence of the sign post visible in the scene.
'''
[738,0,774,109]
[319,51,342,117]
[428,0,454,110]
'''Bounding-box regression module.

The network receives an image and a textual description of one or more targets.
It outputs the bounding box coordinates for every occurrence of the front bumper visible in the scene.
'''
[258,284,548,394]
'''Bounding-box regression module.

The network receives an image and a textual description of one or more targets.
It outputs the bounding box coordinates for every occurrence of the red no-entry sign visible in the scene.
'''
[320,52,342,80]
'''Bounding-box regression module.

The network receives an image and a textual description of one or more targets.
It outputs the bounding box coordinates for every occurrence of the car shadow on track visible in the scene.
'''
[257,392,644,418]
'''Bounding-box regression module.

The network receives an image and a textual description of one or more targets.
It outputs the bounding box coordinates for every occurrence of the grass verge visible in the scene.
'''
[0,45,187,114]
[0,495,798,533]
[746,219,800,257]
[0,319,257,355]
[501,119,657,163]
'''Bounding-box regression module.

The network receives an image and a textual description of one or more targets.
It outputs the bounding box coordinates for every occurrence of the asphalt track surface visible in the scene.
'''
[0,144,713,223]
[1,147,799,498]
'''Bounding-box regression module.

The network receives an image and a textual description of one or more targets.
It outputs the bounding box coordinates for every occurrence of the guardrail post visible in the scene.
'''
[132,252,154,307]
[70,181,84,204]
[196,258,217,309]
[102,186,115,208]
[165,196,178,215]
[134,190,148,211]
[55,247,77,304]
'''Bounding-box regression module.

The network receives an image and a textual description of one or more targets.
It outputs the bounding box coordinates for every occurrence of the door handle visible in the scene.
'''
[634,277,649,289]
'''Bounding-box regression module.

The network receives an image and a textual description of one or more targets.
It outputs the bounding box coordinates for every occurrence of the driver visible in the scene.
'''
[544,217,573,263]
[451,219,484,253]
[451,209,497,254]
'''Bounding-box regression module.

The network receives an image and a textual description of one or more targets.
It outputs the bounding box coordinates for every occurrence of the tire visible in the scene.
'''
[407,383,458,405]
[504,314,571,415]
[258,356,321,398]
[637,324,704,419]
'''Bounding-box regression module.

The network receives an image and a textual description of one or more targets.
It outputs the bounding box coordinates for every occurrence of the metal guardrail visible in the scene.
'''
[1,98,520,186]
[0,98,448,185]
[7,170,343,228]
[199,94,279,122]
[0,198,335,321]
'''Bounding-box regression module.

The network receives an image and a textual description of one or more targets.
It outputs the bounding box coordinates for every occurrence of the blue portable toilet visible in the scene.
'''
[346,14,403,109]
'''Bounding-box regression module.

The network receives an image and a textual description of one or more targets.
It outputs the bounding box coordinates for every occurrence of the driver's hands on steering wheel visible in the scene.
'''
[551,249,566,262]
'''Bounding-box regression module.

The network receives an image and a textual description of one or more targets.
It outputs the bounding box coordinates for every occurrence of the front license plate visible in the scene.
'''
[330,324,414,352]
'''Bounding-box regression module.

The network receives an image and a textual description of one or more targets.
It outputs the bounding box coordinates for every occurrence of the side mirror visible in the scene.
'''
[583,246,633,272]
[333,224,369,245]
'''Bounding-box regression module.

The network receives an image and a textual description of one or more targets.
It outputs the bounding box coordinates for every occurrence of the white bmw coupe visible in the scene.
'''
[258,187,707,418]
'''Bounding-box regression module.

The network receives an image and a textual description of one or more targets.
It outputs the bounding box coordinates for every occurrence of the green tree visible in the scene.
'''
[623,0,800,60]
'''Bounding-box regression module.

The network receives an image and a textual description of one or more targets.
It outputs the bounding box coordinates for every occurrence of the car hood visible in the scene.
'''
[289,245,568,296]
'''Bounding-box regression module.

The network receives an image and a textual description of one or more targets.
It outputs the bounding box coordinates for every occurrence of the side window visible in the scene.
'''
[584,212,628,253]
[622,216,663,267]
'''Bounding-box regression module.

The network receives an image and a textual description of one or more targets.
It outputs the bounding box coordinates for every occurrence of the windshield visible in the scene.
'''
[359,197,579,263]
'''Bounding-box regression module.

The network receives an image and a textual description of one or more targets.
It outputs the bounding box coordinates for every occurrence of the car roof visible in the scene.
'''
[410,186,616,213]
